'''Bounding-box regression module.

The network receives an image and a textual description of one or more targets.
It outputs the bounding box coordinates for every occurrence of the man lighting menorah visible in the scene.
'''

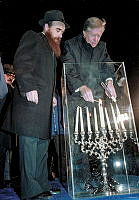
[61,16,119,194]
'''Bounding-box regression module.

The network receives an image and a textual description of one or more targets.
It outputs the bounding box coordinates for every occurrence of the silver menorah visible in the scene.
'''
[73,99,135,194]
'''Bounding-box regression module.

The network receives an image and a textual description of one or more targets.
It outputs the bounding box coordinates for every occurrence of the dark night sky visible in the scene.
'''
[0,0,138,63]
[0,0,138,79]
[0,0,138,78]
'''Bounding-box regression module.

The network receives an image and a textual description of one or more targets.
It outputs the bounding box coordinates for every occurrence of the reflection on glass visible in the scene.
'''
[62,62,139,199]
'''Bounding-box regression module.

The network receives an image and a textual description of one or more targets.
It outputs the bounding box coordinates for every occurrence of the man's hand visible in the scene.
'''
[79,85,94,103]
[53,96,57,107]
[26,90,38,104]
[105,80,117,99]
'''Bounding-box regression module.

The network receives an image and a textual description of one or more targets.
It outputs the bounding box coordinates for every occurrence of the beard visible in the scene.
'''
[45,31,61,58]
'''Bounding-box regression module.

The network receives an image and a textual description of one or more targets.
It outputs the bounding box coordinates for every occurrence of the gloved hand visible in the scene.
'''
[53,96,57,107]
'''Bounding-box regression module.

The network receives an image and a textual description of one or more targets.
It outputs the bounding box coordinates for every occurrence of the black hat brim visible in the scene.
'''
[38,19,70,29]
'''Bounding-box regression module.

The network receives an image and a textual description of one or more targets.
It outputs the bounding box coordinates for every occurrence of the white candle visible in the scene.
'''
[80,107,84,132]
[86,107,92,132]
[99,99,105,128]
[74,106,79,133]
[110,103,118,130]
[116,103,126,130]
[94,106,99,132]
[105,107,112,131]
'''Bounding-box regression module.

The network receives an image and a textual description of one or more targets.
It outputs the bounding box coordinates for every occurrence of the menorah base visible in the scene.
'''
[89,179,119,196]
[90,185,118,196]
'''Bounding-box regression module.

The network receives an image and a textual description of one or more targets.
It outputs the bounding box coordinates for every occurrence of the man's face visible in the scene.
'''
[83,27,104,47]
[4,73,15,86]
[45,21,65,44]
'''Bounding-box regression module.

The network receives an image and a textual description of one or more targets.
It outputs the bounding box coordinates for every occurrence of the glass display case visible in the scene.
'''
[61,62,139,199]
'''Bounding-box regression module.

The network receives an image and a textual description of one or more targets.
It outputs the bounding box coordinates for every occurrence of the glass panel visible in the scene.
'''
[61,62,139,199]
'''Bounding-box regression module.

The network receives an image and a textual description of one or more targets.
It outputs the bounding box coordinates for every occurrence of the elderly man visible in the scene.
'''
[61,17,117,194]
[2,10,69,200]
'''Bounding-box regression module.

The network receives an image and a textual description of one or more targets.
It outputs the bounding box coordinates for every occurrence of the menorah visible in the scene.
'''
[73,99,135,195]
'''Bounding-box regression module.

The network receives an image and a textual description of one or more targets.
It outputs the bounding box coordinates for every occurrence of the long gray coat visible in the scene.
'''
[2,31,56,139]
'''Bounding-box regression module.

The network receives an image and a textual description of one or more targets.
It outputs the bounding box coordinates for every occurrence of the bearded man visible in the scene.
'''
[2,10,69,200]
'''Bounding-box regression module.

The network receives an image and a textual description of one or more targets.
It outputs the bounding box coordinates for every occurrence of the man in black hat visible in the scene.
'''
[2,10,69,199]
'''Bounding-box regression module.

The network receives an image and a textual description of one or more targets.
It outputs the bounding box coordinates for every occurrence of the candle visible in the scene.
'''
[86,106,92,132]
[99,99,105,128]
[116,103,126,130]
[74,106,79,133]
[110,103,118,130]
[104,107,112,131]
[80,107,84,132]
[94,106,99,132]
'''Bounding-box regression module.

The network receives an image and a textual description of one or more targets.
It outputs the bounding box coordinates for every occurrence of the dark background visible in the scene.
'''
[0,0,138,63]
[0,0,139,129]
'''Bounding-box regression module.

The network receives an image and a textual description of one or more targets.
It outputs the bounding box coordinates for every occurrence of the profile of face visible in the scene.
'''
[83,27,104,48]
[4,73,15,86]
[45,21,65,44]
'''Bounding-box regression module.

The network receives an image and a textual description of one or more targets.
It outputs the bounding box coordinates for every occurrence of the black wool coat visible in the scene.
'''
[61,33,115,98]
[2,31,56,139]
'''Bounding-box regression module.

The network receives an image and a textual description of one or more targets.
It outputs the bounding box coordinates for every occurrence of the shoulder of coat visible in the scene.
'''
[20,30,37,41]
[65,34,81,47]
[98,40,105,47]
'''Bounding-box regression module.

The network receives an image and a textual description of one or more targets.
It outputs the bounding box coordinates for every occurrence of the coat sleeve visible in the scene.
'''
[61,41,84,94]
[13,30,38,95]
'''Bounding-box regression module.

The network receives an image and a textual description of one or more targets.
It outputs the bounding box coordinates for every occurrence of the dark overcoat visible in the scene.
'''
[2,31,56,139]
[61,33,115,98]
